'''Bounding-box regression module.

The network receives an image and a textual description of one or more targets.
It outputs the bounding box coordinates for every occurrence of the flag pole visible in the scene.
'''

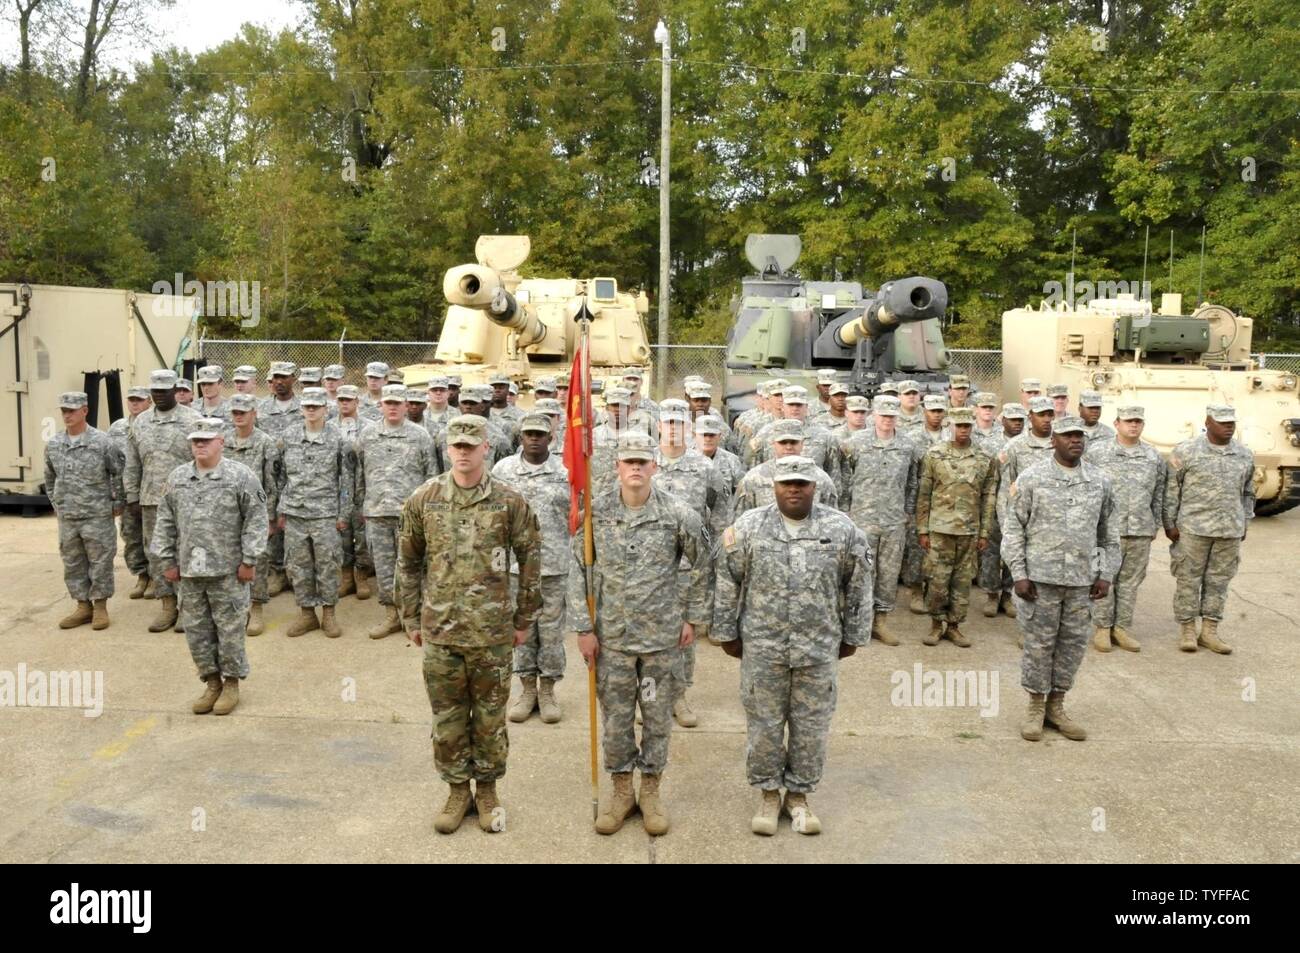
[578,312,599,821]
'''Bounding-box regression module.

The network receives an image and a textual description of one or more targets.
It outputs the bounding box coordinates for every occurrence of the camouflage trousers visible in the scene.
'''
[181,574,251,680]
[284,515,341,608]
[901,515,924,587]
[596,645,676,775]
[339,507,373,573]
[741,653,837,794]
[924,532,979,623]
[365,516,401,605]
[1091,536,1153,628]
[118,505,148,576]
[977,516,1010,593]
[1017,582,1091,694]
[510,574,567,679]
[676,566,703,687]
[59,515,117,601]
[141,506,175,598]
[250,551,270,604]
[862,524,906,612]
[268,524,286,571]
[422,642,513,784]
[1171,533,1241,622]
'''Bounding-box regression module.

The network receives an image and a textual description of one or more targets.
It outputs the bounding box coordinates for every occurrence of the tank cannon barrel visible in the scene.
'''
[834,277,948,348]
[443,263,547,347]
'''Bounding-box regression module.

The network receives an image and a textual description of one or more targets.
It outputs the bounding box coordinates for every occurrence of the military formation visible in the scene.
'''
[44,360,1257,836]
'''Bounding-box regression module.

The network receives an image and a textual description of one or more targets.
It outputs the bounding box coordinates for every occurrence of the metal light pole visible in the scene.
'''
[654,19,671,398]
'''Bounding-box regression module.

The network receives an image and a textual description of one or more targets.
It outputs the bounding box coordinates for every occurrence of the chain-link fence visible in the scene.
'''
[1257,354,1300,375]
[648,345,727,400]
[947,349,1002,395]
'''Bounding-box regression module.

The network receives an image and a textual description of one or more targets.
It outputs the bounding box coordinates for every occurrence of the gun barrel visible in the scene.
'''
[444,264,547,346]
[835,276,948,347]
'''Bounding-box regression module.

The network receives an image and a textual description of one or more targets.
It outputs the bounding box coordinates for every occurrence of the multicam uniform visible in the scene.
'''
[915,441,997,626]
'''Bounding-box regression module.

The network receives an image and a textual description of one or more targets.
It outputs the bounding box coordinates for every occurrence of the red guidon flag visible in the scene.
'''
[562,338,593,533]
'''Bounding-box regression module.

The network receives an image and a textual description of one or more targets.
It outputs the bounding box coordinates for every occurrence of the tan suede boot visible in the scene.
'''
[320,605,342,638]
[595,772,637,834]
[945,623,971,648]
[192,675,223,714]
[129,573,150,599]
[508,676,538,723]
[1179,620,1198,652]
[212,677,240,715]
[367,605,402,639]
[1197,618,1232,655]
[337,567,356,598]
[1046,690,1086,740]
[354,569,373,601]
[872,613,900,646]
[434,782,472,834]
[638,774,669,835]
[143,577,157,599]
[1093,625,1113,652]
[91,599,109,630]
[475,780,504,833]
[59,600,93,629]
[268,568,287,596]
[751,789,781,836]
[1001,591,1017,618]
[246,603,265,637]
[923,618,943,646]
[1111,626,1141,652]
[537,678,562,724]
[909,588,926,614]
[782,792,822,835]
[148,595,178,632]
[1021,693,1046,741]
[287,606,320,638]
[672,694,698,727]
[982,592,1000,617]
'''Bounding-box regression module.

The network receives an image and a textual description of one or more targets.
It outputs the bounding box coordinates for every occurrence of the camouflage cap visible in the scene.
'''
[336,385,360,400]
[622,368,644,381]
[1207,403,1235,422]
[487,372,510,386]
[828,382,850,397]
[846,395,871,412]
[534,377,557,393]
[898,380,920,394]
[1079,389,1104,407]
[445,414,487,446]
[508,382,519,395]
[268,361,297,378]
[386,368,406,384]
[323,364,346,380]
[447,375,463,386]
[188,417,225,440]
[922,395,947,411]
[1116,404,1144,420]
[783,385,809,405]
[126,386,151,400]
[365,361,389,378]
[948,407,975,426]
[948,374,971,389]
[59,391,88,409]
[405,388,428,404]
[232,365,257,382]
[1001,402,1028,420]
[196,365,224,384]
[175,378,193,392]
[769,419,805,442]
[426,375,449,389]
[617,431,655,461]
[974,391,998,407]
[1052,414,1086,434]
[872,395,900,416]
[755,380,773,397]
[1047,383,1069,398]
[772,455,818,483]
[768,378,789,393]
[534,398,563,414]
[230,393,257,412]
[149,369,178,389]
[817,368,838,384]
[1028,395,1054,414]
[380,384,407,402]
[686,382,712,399]
[519,412,552,433]
[604,387,631,406]
[460,384,492,403]
[301,387,328,406]
[298,367,323,384]
[877,381,900,396]
[661,409,690,425]
[693,414,723,434]
[1020,377,1042,392]
[660,398,689,413]
[555,372,569,387]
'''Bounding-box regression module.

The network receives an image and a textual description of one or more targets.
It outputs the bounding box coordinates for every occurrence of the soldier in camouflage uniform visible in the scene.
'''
[622,368,660,421]
[423,375,456,435]
[359,362,388,422]
[322,365,345,418]
[818,382,851,432]
[590,388,634,498]
[839,395,920,645]
[276,388,352,639]
[492,413,570,725]
[1047,383,1070,418]
[694,414,745,494]
[729,379,781,456]
[334,385,375,601]
[915,408,997,647]
[947,374,975,409]
[440,385,513,468]
[224,393,279,636]
[194,365,231,422]
[1163,405,1255,654]
[404,387,429,427]
[487,373,524,446]
[152,418,268,717]
[175,378,194,406]
[1087,406,1165,652]
[398,415,542,834]
[686,381,733,447]
[573,432,713,837]
[356,383,437,638]
[811,368,837,421]
[231,365,258,396]
[1018,377,1042,408]
[898,393,948,611]
[895,381,924,433]
[654,404,732,727]
[715,454,871,836]
[126,369,202,632]
[977,403,1027,618]
[735,422,838,514]
[997,396,1055,525]
[837,395,871,444]
[109,386,153,598]
[46,391,123,630]
[748,387,840,485]
[971,392,1000,448]
[1002,416,1119,742]
[1078,390,1116,446]
[256,361,303,596]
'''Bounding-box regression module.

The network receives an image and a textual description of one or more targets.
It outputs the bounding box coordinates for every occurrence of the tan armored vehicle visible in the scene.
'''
[401,235,653,403]
[1002,293,1300,515]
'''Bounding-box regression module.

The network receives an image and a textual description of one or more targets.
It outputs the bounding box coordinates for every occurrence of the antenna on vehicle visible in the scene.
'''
[1066,227,1077,310]
[1168,229,1174,295]
[1141,225,1150,302]
[1196,225,1207,306]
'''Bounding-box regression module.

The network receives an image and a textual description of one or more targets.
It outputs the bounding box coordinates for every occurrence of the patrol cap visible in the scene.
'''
[768,378,789,393]
[268,361,297,378]
[872,395,900,416]
[149,369,178,389]
[1001,402,1028,420]
[660,398,689,414]
[755,380,773,397]
[1020,377,1042,392]
[488,372,510,386]
[298,367,323,384]
[1207,403,1236,422]
[783,385,809,405]
[58,391,88,409]
[445,415,486,446]
[365,361,389,378]
[405,388,428,404]
[686,382,712,399]
[426,375,449,390]
[188,417,225,440]
[922,395,947,411]
[196,365,224,384]
[1079,389,1103,407]
[1116,404,1145,420]
[948,407,975,426]
[176,378,193,392]
[380,384,407,402]
[974,391,998,408]
[535,398,563,415]
[126,386,151,400]
[604,387,631,406]
[336,385,360,400]
[534,377,557,393]
[555,373,569,387]
[617,431,656,461]
[387,368,406,384]
[520,412,552,433]
[948,374,971,389]
[323,365,346,380]
[232,365,257,382]
[1052,414,1086,434]
[1047,383,1069,398]
[622,368,644,382]
[447,375,463,387]
[508,381,518,395]
[1028,396,1054,414]
[230,393,257,412]
[828,382,849,397]
[301,387,328,406]
[772,455,818,483]
[693,414,724,435]
[817,369,838,384]
[877,382,900,396]
[847,395,871,412]
[660,409,690,425]
[769,419,805,442]
[460,384,492,403]
[898,380,920,394]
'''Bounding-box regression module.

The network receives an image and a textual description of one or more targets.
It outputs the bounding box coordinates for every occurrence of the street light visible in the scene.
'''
[655,19,671,398]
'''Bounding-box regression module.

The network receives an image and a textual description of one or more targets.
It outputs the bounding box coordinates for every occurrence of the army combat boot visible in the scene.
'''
[672,694,698,728]
[872,613,900,646]
[537,678,562,724]
[1000,591,1017,618]
[320,605,342,638]
[638,774,670,836]
[1197,618,1232,655]
[782,792,822,835]
[91,599,110,630]
[129,573,150,599]
[367,605,402,640]
[287,606,320,637]
[1020,693,1046,741]
[909,588,926,614]
[475,781,503,833]
[268,568,288,596]
[354,569,373,600]
[751,789,781,836]
[982,592,1000,617]
[923,618,943,646]
[148,595,178,632]
[434,781,472,834]
[945,623,971,648]
[192,675,223,714]
[59,600,94,629]
[246,603,265,637]
[595,772,637,834]
[337,567,356,599]
[1178,620,1198,652]
[509,676,538,723]
[1093,625,1113,652]
[212,677,240,716]
[1045,690,1086,740]
[1111,626,1141,652]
